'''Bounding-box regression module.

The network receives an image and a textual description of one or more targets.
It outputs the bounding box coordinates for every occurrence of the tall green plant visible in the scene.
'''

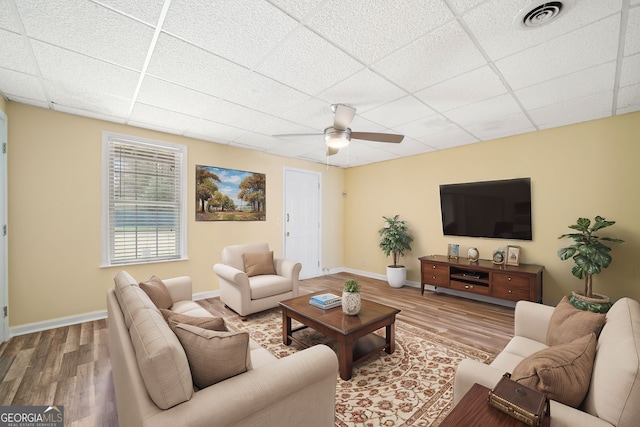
[378,215,413,268]
[558,216,624,298]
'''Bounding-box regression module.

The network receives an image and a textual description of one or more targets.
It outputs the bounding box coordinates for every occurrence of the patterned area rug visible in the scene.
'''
[224,308,497,427]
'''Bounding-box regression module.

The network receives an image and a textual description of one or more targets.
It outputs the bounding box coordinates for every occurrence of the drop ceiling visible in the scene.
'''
[0,0,638,168]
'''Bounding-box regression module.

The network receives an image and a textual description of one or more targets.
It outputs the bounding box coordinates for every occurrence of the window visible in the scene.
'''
[102,132,187,266]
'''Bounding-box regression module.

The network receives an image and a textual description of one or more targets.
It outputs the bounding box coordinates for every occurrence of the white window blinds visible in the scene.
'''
[102,133,186,266]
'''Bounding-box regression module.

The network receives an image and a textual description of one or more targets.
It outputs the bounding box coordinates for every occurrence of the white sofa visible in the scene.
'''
[453,297,640,427]
[107,270,338,427]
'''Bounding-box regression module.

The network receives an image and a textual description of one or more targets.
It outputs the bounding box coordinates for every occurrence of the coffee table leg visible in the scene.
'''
[338,339,354,381]
[282,310,292,345]
[386,322,395,354]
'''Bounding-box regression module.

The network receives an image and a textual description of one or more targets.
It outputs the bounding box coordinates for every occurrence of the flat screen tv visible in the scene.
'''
[439,178,532,241]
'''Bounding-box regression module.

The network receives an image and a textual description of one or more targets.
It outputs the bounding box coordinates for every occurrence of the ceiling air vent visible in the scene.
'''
[514,1,573,29]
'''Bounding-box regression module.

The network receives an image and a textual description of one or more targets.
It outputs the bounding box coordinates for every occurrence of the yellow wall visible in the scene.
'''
[344,112,640,305]
[6,103,345,326]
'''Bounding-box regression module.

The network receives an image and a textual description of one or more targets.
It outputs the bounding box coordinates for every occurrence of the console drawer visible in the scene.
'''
[492,273,531,301]
[450,280,490,295]
[422,264,449,287]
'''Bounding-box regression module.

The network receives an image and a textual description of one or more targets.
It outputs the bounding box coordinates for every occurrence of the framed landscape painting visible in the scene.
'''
[196,165,266,221]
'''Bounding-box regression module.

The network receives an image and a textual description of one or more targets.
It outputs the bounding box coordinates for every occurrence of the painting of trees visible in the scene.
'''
[196,165,266,221]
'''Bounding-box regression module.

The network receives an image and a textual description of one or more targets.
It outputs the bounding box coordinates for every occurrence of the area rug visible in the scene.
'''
[224,308,497,427]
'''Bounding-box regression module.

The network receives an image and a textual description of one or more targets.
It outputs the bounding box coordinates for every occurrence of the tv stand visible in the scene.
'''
[418,255,544,303]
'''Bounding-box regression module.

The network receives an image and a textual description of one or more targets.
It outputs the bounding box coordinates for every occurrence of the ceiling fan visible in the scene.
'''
[275,104,405,156]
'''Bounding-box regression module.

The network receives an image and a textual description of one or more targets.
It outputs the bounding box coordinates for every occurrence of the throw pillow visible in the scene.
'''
[511,333,597,408]
[139,276,173,309]
[172,323,252,389]
[160,309,227,332]
[243,251,276,277]
[546,296,606,346]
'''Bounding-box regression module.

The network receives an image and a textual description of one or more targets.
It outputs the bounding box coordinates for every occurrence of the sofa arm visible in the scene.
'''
[514,300,555,343]
[143,344,339,427]
[213,263,250,288]
[453,359,505,405]
[274,258,302,280]
[162,276,193,303]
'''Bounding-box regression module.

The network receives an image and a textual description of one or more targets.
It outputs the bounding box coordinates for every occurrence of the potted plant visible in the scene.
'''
[378,215,414,288]
[558,215,624,312]
[342,278,361,316]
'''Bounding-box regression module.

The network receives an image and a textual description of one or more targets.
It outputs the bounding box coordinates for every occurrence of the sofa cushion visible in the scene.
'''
[160,309,227,331]
[171,323,252,389]
[546,296,605,346]
[139,276,173,310]
[114,276,159,329]
[512,333,596,408]
[129,308,193,409]
[582,297,640,425]
[243,251,276,277]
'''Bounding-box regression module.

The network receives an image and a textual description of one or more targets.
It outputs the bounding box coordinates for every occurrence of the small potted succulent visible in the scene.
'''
[558,215,624,312]
[342,278,361,316]
[378,215,413,288]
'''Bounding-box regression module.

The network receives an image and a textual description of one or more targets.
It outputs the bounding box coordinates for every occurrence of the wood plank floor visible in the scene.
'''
[0,273,514,426]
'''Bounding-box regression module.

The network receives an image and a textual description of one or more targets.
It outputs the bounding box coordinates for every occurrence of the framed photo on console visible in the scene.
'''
[447,244,459,259]
[506,246,521,266]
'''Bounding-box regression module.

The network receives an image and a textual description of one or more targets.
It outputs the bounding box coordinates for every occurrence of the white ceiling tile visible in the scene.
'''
[32,41,139,99]
[307,0,453,64]
[316,69,407,113]
[0,0,21,32]
[0,68,46,102]
[394,114,460,139]
[464,0,621,60]
[53,103,127,124]
[184,118,248,142]
[129,103,199,133]
[375,137,436,156]
[223,71,311,114]
[625,6,640,57]
[163,0,298,69]
[372,20,486,92]
[0,29,37,74]
[202,100,275,131]
[361,96,436,128]
[147,34,251,99]
[341,141,401,162]
[620,53,640,87]
[256,27,364,95]
[617,83,640,114]
[236,133,317,156]
[496,15,620,90]
[465,112,536,140]
[447,0,489,14]
[529,92,613,129]
[137,76,219,118]
[349,116,390,133]
[269,0,325,20]
[6,95,48,109]
[44,81,132,117]
[15,0,154,70]
[253,116,318,137]
[93,0,165,26]
[445,93,524,127]
[420,127,478,149]
[414,65,508,112]
[279,98,339,130]
[515,62,616,110]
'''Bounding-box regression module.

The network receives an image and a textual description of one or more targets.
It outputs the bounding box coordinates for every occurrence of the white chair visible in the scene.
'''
[213,243,302,318]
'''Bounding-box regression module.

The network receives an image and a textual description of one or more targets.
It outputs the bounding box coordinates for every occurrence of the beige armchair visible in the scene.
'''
[213,243,302,318]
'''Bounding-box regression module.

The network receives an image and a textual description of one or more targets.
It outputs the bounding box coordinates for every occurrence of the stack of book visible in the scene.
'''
[309,293,342,309]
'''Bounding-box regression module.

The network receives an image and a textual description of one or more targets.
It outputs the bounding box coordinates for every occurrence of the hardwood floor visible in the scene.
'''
[0,273,514,426]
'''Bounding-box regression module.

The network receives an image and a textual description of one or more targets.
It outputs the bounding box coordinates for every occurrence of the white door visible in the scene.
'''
[283,168,321,279]
[0,110,7,343]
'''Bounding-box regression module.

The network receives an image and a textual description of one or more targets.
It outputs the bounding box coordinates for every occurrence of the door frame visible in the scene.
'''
[0,109,7,343]
[283,167,322,279]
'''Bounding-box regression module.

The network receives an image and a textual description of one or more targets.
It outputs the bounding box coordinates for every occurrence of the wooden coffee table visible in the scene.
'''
[279,291,401,380]
[438,383,551,426]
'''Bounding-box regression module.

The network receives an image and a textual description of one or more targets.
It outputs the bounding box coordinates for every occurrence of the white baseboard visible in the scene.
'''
[9,290,222,338]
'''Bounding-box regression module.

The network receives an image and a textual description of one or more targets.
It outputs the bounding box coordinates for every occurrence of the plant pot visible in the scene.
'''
[342,291,361,316]
[568,291,613,313]
[386,266,406,288]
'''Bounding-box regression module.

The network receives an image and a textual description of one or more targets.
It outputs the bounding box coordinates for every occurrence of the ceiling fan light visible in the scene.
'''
[324,128,350,148]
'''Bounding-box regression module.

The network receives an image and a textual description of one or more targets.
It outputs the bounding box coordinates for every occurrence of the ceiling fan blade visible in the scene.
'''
[326,146,339,156]
[351,132,404,143]
[333,104,356,130]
